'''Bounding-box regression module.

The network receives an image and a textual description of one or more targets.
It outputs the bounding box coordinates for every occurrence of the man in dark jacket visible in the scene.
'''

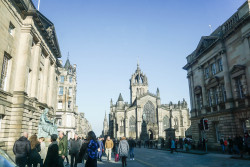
[44,134,59,167]
[69,134,82,167]
[128,138,136,160]
[58,131,68,167]
[13,132,31,167]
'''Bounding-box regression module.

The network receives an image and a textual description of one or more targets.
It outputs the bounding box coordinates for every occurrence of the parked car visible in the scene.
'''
[0,148,17,167]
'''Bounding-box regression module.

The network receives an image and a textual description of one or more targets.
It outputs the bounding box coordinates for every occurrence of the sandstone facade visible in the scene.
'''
[0,0,61,153]
[183,1,250,149]
[55,58,91,139]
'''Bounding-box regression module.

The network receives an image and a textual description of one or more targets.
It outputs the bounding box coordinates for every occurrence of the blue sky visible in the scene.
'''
[33,0,246,136]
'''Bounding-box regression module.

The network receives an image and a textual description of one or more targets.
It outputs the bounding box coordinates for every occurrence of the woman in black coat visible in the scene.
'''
[44,134,59,167]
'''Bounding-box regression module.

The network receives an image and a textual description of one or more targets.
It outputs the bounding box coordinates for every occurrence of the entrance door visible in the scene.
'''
[149,130,153,140]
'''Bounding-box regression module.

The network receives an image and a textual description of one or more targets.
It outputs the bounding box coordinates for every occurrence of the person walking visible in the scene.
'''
[118,137,129,167]
[44,134,59,167]
[105,136,114,161]
[128,138,135,160]
[13,132,31,167]
[97,137,104,161]
[77,131,99,167]
[170,137,176,154]
[58,131,68,167]
[69,134,82,167]
[28,134,42,167]
[39,137,46,164]
[220,138,225,153]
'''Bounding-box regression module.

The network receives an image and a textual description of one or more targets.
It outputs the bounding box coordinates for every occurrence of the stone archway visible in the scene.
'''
[148,129,154,140]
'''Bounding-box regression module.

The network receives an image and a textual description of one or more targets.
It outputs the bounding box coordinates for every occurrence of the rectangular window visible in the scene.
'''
[57,119,62,126]
[0,54,10,90]
[211,63,217,75]
[60,76,64,83]
[8,22,15,36]
[213,88,219,105]
[59,86,63,95]
[204,67,209,79]
[196,94,202,110]
[68,101,71,109]
[207,90,212,107]
[235,77,244,99]
[221,85,227,102]
[58,101,62,109]
[69,76,72,83]
[68,87,72,96]
[218,58,223,72]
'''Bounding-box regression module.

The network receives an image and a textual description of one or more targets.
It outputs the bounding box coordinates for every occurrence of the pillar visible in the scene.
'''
[221,51,234,109]
[30,42,41,98]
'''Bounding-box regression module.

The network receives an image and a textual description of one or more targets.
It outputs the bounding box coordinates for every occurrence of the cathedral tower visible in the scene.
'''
[130,63,148,104]
[103,111,109,136]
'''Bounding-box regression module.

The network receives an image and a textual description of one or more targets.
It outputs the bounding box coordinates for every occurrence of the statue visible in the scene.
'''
[38,108,58,138]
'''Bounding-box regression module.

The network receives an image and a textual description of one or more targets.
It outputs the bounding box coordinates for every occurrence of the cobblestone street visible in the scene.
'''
[96,148,250,167]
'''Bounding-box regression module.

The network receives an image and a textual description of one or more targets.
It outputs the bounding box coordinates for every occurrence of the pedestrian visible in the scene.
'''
[28,134,42,167]
[13,132,31,167]
[224,137,228,153]
[58,131,68,167]
[77,131,99,167]
[105,136,114,161]
[118,137,129,167]
[69,134,82,167]
[243,132,250,155]
[39,137,46,164]
[220,138,225,153]
[44,134,59,167]
[170,137,176,154]
[97,137,104,161]
[128,138,135,160]
[233,135,240,154]
[228,136,233,154]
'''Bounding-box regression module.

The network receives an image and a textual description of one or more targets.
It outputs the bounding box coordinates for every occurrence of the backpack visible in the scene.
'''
[224,140,228,146]
[87,140,99,159]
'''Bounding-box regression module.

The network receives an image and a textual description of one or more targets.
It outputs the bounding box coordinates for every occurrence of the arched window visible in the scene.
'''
[174,117,179,132]
[129,116,136,132]
[163,116,170,131]
[143,101,155,123]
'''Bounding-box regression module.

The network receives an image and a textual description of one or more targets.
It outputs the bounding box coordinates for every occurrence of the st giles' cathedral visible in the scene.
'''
[107,64,190,140]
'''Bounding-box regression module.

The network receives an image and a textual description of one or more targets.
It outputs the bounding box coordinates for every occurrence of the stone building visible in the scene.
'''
[183,1,250,149]
[109,64,190,140]
[55,58,91,139]
[77,112,92,138]
[0,0,61,153]
[55,58,80,139]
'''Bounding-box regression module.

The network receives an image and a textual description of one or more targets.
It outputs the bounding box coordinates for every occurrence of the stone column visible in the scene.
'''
[221,51,234,109]
[30,43,41,98]
[42,57,50,103]
[47,62,55,106]
[243,37,250,96]
[14,27,33,91]
[200,67,207,114]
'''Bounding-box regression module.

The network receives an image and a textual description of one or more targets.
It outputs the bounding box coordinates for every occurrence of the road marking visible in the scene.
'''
[135,158,157,167]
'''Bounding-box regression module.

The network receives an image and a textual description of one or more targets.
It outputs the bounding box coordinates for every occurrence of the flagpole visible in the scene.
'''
[38,0,40,11]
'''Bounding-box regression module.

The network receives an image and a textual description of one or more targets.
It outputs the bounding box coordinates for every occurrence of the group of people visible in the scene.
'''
[13,131,138,167]
[219,133,250,157]
[13,131,99,167]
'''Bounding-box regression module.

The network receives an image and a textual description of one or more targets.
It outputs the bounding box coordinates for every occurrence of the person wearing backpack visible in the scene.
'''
[77,131,99,167]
